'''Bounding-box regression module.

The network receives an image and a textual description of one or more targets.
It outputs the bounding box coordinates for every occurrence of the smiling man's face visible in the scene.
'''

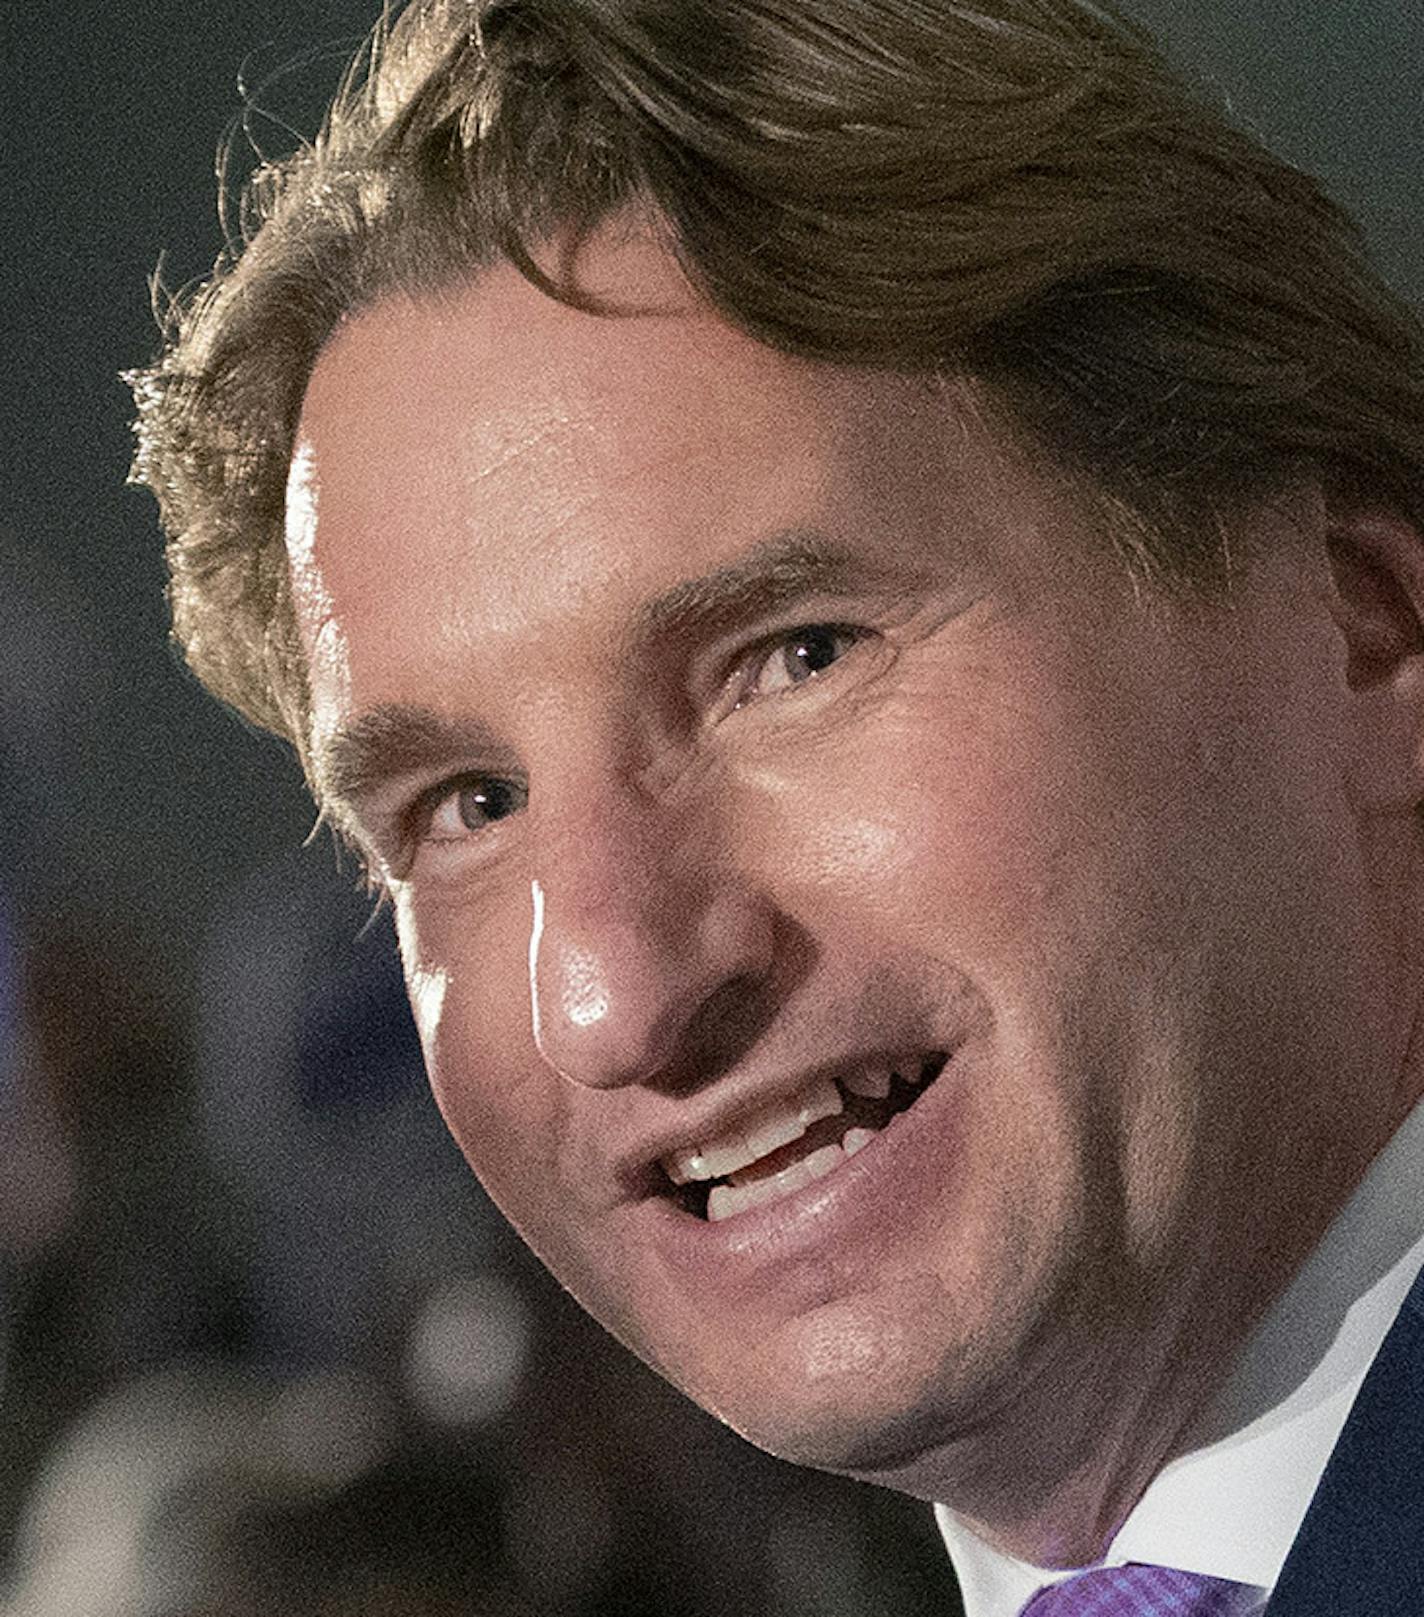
[286,242,1399,1547]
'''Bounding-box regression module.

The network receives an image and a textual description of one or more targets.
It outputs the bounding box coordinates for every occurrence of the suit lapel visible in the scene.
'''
[1265,1259,1424,1615]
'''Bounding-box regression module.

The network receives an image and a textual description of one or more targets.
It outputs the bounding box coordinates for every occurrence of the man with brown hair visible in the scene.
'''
[131,3,1424,1612]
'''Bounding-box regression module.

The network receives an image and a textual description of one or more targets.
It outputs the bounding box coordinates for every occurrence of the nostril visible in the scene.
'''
[675,975,778,1087]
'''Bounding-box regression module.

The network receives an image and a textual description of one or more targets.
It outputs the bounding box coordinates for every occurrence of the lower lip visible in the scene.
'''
[640,1041,979,1308]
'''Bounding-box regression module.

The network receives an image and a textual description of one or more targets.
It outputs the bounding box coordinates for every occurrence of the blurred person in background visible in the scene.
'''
[0,537,180,1544]
[129,2,1424,1614]
[0,894,70,1405]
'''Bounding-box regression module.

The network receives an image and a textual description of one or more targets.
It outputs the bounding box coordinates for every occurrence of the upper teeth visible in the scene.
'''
[842,1066,892,1099]
[663,1077,843,1185]
[662,1062,902,1185]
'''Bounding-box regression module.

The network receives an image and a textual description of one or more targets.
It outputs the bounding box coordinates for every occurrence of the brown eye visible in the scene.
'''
[739,624,863,707]
[427,775,527,840]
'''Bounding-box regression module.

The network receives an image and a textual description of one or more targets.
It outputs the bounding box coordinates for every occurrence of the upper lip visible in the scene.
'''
[609,1039,962,1199]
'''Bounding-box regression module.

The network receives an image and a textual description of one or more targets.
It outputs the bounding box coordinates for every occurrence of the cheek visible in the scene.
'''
[394,887,568,1213]
[732,679,1115,966]
[393,887,656,1333]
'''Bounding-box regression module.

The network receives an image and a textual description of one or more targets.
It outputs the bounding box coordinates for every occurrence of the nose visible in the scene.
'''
[528,798,776,1090]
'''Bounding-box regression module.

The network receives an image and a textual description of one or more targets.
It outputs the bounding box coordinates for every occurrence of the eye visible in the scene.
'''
[422,774,528,843]
[735,623,865,708]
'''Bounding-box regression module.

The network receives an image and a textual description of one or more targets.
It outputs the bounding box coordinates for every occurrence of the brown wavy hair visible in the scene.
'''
[129,0,1424,755]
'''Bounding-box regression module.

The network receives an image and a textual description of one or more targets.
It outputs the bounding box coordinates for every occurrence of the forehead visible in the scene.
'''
[286,240,1001,733]
[296,249,950,519]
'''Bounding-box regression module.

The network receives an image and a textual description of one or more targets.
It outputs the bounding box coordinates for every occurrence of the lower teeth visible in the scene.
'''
[692,1049,950,1223]
[706,1123,882,1222]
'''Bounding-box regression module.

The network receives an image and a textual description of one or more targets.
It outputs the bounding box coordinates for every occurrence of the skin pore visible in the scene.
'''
[284,235,1424,1566]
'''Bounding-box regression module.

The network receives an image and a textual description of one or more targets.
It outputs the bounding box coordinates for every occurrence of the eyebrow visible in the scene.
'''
[626,528,908,652]
[314,705,505,832]
[313,529,914,825]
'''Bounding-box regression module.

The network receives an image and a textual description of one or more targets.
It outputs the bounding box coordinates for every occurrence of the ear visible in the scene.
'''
[1326,503,1424,812]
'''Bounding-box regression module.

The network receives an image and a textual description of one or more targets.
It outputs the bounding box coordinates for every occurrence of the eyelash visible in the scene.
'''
[402,622,867,855]
[726,621,868,711]
[410,773,528,848]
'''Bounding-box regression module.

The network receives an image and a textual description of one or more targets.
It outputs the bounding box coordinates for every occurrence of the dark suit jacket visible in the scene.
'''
[1266,1258,1424,1615]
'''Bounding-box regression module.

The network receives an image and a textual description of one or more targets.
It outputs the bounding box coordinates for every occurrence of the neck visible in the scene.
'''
[947,1089,1424,1572]
[854,1262,1249,1566]
[873,1137,1393,1567]
[925,1328,1230,1567]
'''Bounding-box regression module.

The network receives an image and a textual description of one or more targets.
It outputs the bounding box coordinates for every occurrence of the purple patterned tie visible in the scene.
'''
[1019,1564,1268,1616]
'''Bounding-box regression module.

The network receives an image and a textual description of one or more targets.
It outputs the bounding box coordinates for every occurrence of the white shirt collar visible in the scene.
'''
[936,1097,1424,1617]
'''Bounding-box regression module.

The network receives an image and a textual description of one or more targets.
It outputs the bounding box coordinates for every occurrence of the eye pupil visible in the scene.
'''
[789,627,842,677]
[457,778,521,829]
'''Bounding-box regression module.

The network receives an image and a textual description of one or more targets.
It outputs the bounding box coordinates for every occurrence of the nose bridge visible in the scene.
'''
[527,771,771,1090]
[541,771,672,926]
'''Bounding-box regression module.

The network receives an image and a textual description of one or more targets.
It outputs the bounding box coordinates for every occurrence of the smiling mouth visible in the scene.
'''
[661,1054,950,1222]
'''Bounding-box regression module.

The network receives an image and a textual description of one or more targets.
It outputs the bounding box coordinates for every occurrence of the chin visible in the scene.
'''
[653,1273,1032,1490]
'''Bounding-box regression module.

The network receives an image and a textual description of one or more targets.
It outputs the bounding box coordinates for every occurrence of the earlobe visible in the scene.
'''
[1326,504,1424,810]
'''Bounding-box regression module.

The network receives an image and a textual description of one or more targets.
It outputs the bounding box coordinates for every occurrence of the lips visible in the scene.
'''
[659,1054,949,1222]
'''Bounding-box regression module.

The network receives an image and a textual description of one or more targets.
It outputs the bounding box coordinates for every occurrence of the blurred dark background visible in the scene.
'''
[0,3,1419,1613]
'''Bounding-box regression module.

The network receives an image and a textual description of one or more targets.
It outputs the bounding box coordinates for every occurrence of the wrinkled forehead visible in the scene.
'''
[289,241,948,517]
[281,243,974,709]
